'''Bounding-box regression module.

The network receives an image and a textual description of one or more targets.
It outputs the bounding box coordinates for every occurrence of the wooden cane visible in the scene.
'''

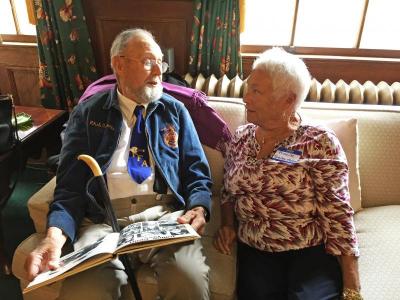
[78,154,142,300]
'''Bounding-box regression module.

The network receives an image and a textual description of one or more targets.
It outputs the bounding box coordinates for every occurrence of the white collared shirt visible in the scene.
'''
[106,89,156,199]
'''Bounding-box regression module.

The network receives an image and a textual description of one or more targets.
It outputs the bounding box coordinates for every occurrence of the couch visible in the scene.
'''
[12,96,400,300]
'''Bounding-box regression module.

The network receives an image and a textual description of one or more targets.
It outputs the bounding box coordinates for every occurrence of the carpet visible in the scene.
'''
[0,163,50,300]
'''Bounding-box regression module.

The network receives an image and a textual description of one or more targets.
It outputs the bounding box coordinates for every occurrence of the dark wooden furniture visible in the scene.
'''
[14,106,68,145]
[0,106,68,275]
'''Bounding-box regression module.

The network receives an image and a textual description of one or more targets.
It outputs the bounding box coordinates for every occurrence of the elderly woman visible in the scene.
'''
[214,48,361,300]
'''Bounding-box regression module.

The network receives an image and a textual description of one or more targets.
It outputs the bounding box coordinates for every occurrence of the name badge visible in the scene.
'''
[271,147,302,164]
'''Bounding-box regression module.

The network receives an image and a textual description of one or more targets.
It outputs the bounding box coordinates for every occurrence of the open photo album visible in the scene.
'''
[24,220,200,293]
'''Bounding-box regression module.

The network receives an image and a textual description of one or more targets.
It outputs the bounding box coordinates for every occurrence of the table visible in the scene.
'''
[0,106,68,275]
[15,105,68,148]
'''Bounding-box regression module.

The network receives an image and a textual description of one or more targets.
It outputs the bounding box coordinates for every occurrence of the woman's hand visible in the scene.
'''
[338,255,362,299]
[213,225,237,255]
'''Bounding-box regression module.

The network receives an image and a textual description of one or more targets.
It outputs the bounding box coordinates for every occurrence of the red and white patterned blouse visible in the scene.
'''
[221,123,359,256]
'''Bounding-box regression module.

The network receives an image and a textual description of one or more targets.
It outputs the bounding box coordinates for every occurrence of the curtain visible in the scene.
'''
[188,0,242,79]
[33,0,98,110]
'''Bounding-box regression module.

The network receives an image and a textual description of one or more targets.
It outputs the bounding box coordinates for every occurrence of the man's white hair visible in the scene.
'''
[252,48,311,109]
[110,28,156,70]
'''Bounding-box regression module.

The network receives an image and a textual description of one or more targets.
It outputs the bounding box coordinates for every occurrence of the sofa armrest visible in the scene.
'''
[28,177,56,233]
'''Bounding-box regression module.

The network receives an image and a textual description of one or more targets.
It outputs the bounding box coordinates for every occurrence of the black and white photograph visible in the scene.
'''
[118,220,193,247]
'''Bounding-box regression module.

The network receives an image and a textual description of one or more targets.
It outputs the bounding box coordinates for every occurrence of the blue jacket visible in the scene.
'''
[48,88,212,241]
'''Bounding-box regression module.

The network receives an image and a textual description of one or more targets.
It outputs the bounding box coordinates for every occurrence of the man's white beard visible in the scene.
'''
[132,83,163,104]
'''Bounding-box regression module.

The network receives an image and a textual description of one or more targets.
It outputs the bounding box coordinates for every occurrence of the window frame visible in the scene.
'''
[241,45,400,60]
[0,0,36,44]
[1,34,36,44]
[241,0,400,61]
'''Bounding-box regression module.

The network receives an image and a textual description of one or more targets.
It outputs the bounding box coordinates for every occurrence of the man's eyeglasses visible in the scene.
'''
[119,56,169,73]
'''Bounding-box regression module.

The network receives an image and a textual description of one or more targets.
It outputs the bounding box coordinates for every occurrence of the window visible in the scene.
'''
[241,0,400,58]
[0,0,36,43]
[361,0,400,50]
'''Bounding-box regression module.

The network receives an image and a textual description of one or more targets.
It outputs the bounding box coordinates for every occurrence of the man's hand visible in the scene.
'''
[177,206,206,235]
[24,227,67,281]
[213,225,236,255]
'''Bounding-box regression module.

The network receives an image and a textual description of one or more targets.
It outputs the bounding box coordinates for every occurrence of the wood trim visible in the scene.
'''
[289,0,299,46]
[1,34,37,43]
[15,106,68,142]
[355,0,369,48]
[9,0,20,34]
[242,54,400,85]
[241,45,400,59]
[0,43,38,66]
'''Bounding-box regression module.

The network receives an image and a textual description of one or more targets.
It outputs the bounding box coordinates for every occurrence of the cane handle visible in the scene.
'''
[77,154,102,177]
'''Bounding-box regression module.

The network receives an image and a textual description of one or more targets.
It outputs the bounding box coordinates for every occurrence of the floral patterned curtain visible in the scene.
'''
[188,0,242,79]
[34,0,98,110]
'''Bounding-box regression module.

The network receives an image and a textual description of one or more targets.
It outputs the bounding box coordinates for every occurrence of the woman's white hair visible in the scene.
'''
[252,47,311,109]
[110,28,155,70]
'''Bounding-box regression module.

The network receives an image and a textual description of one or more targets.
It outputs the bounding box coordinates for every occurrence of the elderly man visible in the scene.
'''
[25,28,212,300]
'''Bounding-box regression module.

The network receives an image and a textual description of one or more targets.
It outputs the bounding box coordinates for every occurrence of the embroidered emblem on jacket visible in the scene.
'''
[162,124,178,148]
[89,120,115,131]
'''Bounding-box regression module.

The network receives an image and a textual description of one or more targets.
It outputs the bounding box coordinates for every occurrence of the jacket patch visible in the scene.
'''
[162,124,178,148]
[89,120,115,131]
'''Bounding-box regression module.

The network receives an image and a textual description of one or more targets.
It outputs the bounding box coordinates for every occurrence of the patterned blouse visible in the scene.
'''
[221,123,359,256]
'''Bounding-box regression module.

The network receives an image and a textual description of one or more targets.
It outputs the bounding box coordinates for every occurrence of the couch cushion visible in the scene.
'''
[301,102,400,208]
[203,145,224,195]
[207,97,246,194]
[304,118,362,212]
[324,119,361,211]
[355,205,400,300]
[203,236,236,299]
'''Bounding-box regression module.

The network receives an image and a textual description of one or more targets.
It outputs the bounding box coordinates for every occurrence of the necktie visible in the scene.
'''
[127,105,151,183]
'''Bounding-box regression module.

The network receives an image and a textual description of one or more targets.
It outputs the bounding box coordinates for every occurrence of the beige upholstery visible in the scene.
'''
[313,118,361,211]
[13,98,400,300]
[354,206,400,299]
[299,102,400,208]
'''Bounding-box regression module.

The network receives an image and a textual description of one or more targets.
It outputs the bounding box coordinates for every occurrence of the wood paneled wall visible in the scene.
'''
[0,44,40,106]
[0,0,194,107]
[82,0,194,76]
